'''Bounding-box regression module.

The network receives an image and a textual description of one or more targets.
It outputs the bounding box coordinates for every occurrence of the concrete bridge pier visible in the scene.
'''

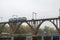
[32,21,38,40]
[32,31,37,40]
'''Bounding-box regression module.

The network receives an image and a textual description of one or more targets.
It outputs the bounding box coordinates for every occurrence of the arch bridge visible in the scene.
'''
[0,17,60,37]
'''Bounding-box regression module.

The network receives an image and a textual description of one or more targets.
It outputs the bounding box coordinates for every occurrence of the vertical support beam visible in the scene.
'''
[37,21,38,24]
[56,19,58,27]
[59,19,60,29]
[58,9,60,35]
[59,8,60,28]
[57,18,60,35]
[32,21,37,36]
[33,21,37,28]
[31,21,33,25]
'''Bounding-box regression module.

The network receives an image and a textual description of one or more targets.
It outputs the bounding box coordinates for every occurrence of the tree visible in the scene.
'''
[16,25,32,35]
[38,26,58,36]
[2,24,10,33]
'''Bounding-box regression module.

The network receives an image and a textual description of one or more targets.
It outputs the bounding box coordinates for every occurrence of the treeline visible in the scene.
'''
[38,26,58,36]
[1,25,58,36]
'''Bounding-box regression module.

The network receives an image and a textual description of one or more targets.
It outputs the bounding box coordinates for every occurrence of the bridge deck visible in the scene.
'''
[0,17,60,24]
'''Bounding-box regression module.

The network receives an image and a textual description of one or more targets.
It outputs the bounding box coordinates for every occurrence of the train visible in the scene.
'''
[9,17,27,22]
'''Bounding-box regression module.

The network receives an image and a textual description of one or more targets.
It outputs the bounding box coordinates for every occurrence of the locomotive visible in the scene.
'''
[9,17,27,22]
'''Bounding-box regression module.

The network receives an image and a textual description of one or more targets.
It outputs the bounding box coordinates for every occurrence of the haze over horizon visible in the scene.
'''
[0,0,60,22]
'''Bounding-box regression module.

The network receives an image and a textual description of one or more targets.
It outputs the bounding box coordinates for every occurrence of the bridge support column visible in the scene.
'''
[32,25,38,40]
[32,31,37,36]
[32,21,38,40]
[32,31,37,40]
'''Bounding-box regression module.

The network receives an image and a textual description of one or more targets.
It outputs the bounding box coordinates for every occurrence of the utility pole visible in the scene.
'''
[32,12,37,19]
[32,12,38,27]
[0,17,3,22]
[32,12,34,20]
[35,12,37,19]
[59,9,60,17]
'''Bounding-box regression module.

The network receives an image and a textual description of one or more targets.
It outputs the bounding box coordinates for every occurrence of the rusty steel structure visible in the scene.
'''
[0,17,60,37]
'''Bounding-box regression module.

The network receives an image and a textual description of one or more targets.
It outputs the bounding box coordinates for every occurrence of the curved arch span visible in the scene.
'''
[0,23,10,33]
[14,22,33,33]
[37,20,59,31]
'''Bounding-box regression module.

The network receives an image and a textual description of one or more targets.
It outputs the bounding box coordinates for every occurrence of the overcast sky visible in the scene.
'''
[0,0,60,22]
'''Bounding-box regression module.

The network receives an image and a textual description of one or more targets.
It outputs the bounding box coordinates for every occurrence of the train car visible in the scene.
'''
[9,18,17,22]
[9,17,27,22]
[17,17,27,21]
